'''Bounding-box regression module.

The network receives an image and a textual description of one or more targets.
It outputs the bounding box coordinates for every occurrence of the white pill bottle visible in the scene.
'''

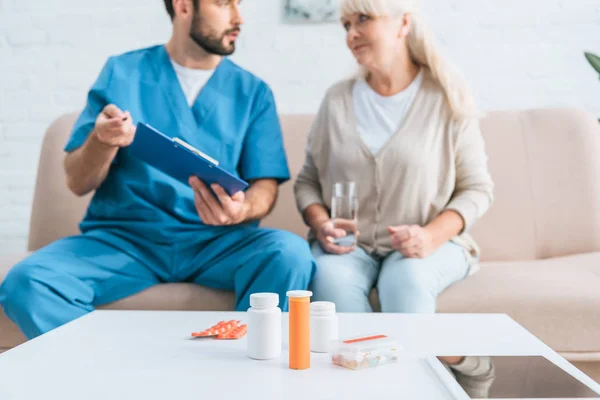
[310,301,338,353]
[246,293,282,360]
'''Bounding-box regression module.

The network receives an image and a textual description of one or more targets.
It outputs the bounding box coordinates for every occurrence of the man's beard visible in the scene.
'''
[189,13,240,56]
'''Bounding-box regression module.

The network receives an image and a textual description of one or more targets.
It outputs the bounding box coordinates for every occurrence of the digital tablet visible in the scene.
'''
[429,355,600,399]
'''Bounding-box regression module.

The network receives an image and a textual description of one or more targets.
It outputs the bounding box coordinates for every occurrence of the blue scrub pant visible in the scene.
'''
[0,226,316,339]
[310,241,469,313]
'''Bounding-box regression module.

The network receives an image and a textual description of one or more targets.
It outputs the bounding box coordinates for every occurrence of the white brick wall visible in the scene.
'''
[0,0,599,254]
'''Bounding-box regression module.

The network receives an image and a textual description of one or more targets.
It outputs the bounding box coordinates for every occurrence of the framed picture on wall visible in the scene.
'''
[284,0,340,23]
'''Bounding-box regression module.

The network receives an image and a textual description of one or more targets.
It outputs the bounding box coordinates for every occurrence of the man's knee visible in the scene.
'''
[0,260,41,309]
[262,230,315,281]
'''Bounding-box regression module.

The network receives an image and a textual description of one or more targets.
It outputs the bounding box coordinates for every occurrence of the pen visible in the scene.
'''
[102,110,129,121]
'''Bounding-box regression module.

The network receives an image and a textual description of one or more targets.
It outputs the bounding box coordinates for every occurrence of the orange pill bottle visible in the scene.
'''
[286,290,312,370]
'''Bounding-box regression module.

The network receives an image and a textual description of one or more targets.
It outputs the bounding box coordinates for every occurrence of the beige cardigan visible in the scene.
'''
[293,70,494,262]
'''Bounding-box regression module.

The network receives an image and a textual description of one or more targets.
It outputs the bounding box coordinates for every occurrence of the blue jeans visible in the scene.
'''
[0,227,316,339]
[310,241,469,313]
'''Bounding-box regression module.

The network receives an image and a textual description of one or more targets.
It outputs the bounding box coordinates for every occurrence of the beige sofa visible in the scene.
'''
[1,109,599,381]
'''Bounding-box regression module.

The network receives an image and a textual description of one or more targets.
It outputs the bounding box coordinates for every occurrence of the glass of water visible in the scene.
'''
[331,181,358,247]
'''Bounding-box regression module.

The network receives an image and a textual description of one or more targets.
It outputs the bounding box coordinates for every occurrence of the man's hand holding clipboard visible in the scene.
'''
[188,176,248,226]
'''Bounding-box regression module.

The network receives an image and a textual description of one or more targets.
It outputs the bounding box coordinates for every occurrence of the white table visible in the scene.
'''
[0,311,598,399]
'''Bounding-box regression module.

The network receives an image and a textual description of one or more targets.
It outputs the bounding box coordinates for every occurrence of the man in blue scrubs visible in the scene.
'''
[0,0,316,339]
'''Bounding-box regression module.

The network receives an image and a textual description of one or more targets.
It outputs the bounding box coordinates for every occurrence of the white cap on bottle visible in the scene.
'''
[250,293,279,308]
[310,301,336,316]
[286,290,313,298]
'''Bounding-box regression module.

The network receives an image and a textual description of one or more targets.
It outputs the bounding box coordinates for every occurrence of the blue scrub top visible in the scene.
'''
[65,45,290,243]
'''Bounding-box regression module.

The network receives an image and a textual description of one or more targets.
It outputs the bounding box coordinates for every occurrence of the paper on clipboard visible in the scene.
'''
[172,137,219,166]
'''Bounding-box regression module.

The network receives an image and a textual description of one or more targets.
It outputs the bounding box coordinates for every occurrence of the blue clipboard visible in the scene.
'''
[128,123,249,195]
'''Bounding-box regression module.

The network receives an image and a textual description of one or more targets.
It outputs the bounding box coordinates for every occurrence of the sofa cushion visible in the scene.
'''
[99,283,235,312]
[261,114,314,238]
[27,113,91,252]
[471,109,600,262]
[438,252,600,354]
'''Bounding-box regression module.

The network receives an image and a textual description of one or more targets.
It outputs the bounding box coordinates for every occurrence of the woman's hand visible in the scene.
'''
[316,220,357,255]
[388,225,435,259]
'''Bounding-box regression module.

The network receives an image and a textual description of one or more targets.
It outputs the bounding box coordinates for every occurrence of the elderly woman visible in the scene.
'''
[294,0,494,313]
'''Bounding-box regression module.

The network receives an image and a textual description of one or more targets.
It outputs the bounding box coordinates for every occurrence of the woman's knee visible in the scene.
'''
[310,249,374,312]
[380,258,434,292]
[311,257,343,294]
[377,258,436,313]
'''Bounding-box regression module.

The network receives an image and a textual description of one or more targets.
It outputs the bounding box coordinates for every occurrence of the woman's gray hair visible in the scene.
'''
[341,0,478,121]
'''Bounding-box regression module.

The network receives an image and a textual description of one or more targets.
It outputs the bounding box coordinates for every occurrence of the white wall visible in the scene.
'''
[0,0,599,254]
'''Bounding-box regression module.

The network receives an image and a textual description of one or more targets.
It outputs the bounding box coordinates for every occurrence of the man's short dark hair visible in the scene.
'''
[163,0,199,20]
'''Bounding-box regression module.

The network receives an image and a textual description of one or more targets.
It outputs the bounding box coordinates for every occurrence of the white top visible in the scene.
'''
[310,301,336,316]
[286,290,313,298]
[0,311,598,399]
[249,293,279,308]
[353,69,423,155]
[170,60,214,107]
